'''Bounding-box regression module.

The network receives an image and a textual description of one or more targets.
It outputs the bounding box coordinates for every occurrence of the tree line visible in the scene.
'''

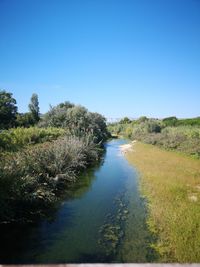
[0,90,40,129]
[0,89,110,143]
[108,116,200,157]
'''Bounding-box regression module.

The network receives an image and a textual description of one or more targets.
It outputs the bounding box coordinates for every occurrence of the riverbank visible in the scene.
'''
[0,135,102,224]
[119,141,137,155]
[123,142,200,262]
[108,117,200,158]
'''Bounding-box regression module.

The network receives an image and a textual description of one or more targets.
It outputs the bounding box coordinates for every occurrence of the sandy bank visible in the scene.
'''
[119,141,137,154]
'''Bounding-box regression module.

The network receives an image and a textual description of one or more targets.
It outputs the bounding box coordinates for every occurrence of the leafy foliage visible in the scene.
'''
[0,90,110,224]
[119,117,132,124]
[38,101,75,128]
[39,103,110,142]
[0,90,18,129]
[16,112,36,127]
[109,117,200,157]
[28,93,40,123]
[0,89,41,128]
[162,116,178,127]
[0,127,65,152]
[177,117,200,126]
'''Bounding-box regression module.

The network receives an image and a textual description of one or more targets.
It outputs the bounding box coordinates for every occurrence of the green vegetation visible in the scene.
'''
[39,102,109,143]
[108,116,200,157]
[110,116,200,261]
[126,142,200,262]
[163,116,200,127]
[0,135,100,224]
[0,89,109,224]
[28,93,40,123]
[0,90,18,129]
[0,90,42,128]
[0,127,65,152]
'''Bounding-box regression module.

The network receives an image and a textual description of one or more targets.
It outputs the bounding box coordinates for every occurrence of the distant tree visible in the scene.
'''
[176,117,200,127]
[58,101,74,109]
[119,117,132,124]
[39,102,74,128]
[0,90,18,129]
[16,112,35,127]
[66,105,89,134]
[146,120,161,133]
[163,116,178,127]
[87,112,109,142]
[29,93,40,123]
[138,116,148,123]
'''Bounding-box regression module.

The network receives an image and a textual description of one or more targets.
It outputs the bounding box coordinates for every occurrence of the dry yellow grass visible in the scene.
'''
[126,142,200,263]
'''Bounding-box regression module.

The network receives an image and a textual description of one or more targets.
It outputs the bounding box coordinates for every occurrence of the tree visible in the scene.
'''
[39,102,74,128]
[39,101,109,142]
[119,117,132,124]
[145,120,161,133]
[29,93,40,123]
[16,112,35,127]
[87,112,109,142]
[138,116,148,123]
[66,105,88,133]
[0,90,18,129]
[58,101,74,110]
[163,116,178,127]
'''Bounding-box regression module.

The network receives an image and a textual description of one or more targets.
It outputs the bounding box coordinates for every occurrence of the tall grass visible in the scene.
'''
[126,142,200,262]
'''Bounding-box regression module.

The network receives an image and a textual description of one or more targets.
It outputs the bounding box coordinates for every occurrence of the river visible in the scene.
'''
[0,139,157,264]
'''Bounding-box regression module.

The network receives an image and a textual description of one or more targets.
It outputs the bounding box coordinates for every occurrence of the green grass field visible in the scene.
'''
[126,142,200,262]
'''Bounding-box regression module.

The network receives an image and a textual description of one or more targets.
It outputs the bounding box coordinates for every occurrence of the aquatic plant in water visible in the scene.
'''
[98,190,129,258]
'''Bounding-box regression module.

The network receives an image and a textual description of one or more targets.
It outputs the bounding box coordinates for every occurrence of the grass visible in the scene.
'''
[126,142,200,263]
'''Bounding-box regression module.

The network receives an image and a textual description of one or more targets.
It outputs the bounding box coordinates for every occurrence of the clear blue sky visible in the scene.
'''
[0,0,200,119]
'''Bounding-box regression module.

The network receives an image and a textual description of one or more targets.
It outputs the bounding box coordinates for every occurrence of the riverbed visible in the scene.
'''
[0,139,156,263]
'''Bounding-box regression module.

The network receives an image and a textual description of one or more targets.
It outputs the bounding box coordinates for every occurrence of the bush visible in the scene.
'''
[16,113,35,127]
[109,118,200,157]
[0,135,100,224]
[39,103,110,143]
[162,116,178,127]
[146,120,161,133]
[0,127,65,152]
[177,117,200,127]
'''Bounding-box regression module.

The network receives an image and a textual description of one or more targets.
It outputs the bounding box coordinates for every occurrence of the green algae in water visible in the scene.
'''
[118,168,158,262]
[98,190,129,258]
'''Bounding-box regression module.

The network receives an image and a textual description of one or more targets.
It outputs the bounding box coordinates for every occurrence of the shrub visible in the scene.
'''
[146,120,161,133]
[0,127,65,152]
[39,103,109,143]
[119,117,132,124]
[162,116,178,127]
[137,116,149,123]
[177,117,200,126]
[0,135,100,224]
[109,118,200,157]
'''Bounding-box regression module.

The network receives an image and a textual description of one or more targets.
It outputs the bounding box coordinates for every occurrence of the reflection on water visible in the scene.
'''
[0,139,157,264]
